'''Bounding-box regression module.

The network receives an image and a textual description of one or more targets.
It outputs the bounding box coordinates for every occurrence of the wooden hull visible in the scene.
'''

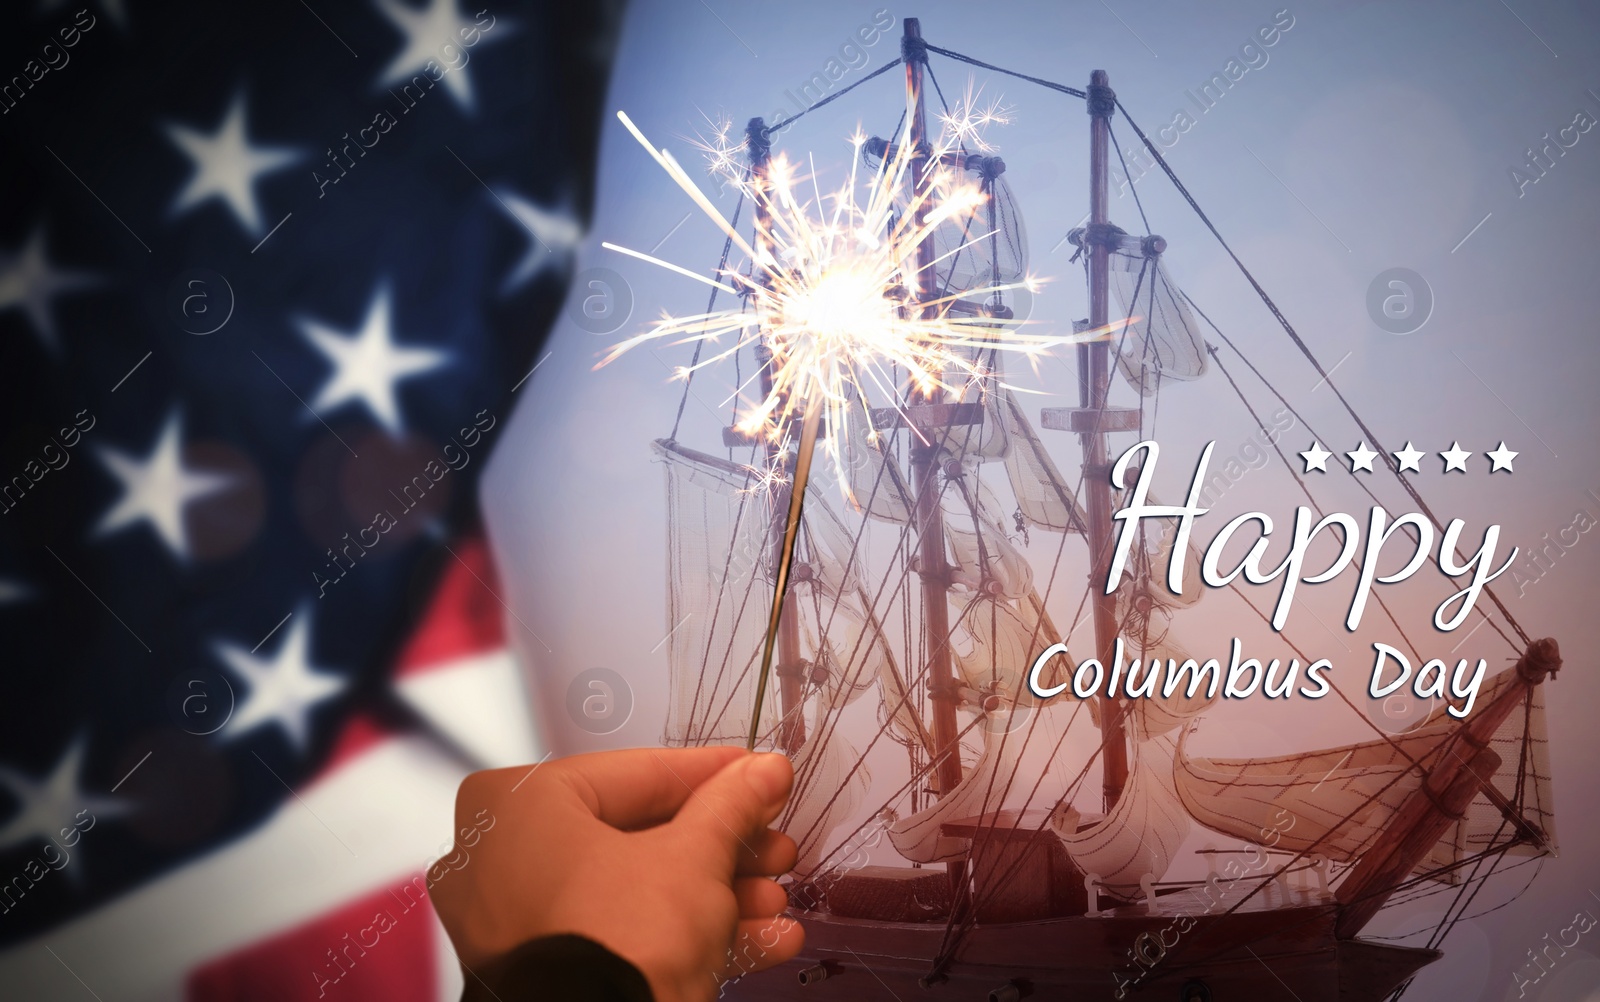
[725,902,1440,1001]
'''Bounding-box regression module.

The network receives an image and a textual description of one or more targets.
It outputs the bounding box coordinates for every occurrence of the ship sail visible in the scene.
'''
[1123,634,1216,739]
[1172,663,1556,881]
[887,715,1027,863]
[995,389,1088,534]
[1094,228,1209,396]
[1114,502,1215,737]
[947,519,1032,601]
[783,697,873,879]
[1054,731,1191,897]
[838,391,917,524]
[657,439,780,744]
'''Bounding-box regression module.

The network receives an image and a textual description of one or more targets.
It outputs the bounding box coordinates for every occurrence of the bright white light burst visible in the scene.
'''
[596,95,1114,501]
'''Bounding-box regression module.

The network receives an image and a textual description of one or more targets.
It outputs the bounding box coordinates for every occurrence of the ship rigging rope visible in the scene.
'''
[1183,290,1525,658]
[1107,121,1152,235]
[909,41,1532,649]
[1206,347,1434,671]
[787,387,1104,874]
[763,56,905,136]
[1108,97,1534,649]
[923,43,1088,99]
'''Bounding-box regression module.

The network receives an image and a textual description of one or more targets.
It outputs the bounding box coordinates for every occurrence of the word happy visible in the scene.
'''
[1025,441,1514,719]
[1106,441,1515,634]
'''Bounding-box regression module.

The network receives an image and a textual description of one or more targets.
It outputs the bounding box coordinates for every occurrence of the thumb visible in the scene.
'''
[670,752,793,873]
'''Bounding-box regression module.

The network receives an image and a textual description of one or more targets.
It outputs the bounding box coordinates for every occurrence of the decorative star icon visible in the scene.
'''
[492,188,582,292]
[1393,441,1424,473]
[298,285,449,435]
[375,0,504,112]
[215,611,347,754]
[1347,442,1378,473]
[0,224,98,354]
[0,734,129,858]
[94,411,236,561]
[1300,441,1331,473]
[1486,441,1518,473]
[165,93,303,236]
[1440,442,1471,473]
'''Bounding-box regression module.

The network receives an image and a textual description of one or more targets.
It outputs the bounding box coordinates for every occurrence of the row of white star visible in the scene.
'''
[0,609,345,858]
[1299,441,1518,474]
[6,0,581,354]
[2,183,577,357]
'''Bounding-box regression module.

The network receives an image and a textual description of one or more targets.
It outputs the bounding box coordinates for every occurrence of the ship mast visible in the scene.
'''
[902,17,965,811]
[746,117,806,753]
[1081,70,1130,812]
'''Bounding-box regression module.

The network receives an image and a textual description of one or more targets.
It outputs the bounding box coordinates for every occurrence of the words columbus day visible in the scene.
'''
[1025,441,1517,721]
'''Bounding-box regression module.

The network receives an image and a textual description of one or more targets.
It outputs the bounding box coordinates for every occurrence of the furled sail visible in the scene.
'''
[1107,241,1208,396]
[1123,633,1217,739]
[996,389,1087,534]
[950,597,1053,708]
[947,522,1033,601]
[1173,664,1556,881]
[1054,732,1191,897]
[838,393,916,524]
[1068,226,1208,396]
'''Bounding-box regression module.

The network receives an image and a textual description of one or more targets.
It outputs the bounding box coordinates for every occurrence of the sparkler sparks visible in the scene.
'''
[597,96,1125,753]
[596,102,1108,499]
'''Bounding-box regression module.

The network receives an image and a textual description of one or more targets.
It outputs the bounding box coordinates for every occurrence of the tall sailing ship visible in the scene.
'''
[634,17,1559,1000]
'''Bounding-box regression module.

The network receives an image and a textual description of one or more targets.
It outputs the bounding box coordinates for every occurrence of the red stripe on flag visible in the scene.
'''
[396,536,506,677]
[186,878,439,1001]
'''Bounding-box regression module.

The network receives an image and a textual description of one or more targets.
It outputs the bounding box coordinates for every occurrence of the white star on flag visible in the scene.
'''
[0,734,129,858]
[1347,442,1378,473]
[1299,441,1331,473]
[375,0,502,112]
[215,612,347,754]
[0,224,97,354]
[165,93,303,237]
[1393,441,1425,473]
[493,188,582,292]
[298,285,449,435]
[94,412,236,561]
[1441,441,1471,473]
[1487,441,1518,473]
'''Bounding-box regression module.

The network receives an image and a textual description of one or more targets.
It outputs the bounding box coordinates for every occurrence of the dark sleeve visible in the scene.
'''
[460,934,655,1002]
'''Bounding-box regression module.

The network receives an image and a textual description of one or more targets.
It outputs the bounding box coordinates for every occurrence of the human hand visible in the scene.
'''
[431,746,803,1002]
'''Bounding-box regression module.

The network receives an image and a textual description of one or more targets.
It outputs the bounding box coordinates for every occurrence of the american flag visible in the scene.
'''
[0,1,620,997]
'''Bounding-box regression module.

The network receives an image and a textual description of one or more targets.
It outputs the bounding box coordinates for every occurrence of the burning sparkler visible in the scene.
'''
[596,96,1123,750]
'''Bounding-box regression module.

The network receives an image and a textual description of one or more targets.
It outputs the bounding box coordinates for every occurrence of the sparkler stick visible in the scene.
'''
[746,402,820,750]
